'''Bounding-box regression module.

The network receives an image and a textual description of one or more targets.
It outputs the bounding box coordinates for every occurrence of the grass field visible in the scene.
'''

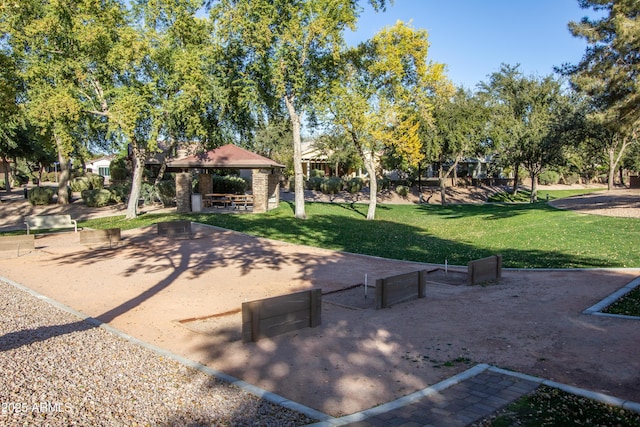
[81,189,640,269]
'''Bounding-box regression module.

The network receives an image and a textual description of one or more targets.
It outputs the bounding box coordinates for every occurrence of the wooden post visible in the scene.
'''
[375,278,384,310]
[310,289,321,327]
[418,270,426,298]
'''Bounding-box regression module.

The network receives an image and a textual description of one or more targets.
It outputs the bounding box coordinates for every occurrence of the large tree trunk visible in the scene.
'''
[126,141,146,219]
[2,155,11,192]
[53,132,71,204]
[440,157,460,206]
[363,149,377,220]
[607,132,635,191]
[439,164,447,206]
[284,95,306,219]
[607,147,616,191]
[512,164,520,195]
[350,131,378,220]
[530,174,538,203]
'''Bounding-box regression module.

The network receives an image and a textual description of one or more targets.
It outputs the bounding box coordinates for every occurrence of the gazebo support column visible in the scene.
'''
[176,172,192,213]
[198,173,212,195]
[253,168,280,213]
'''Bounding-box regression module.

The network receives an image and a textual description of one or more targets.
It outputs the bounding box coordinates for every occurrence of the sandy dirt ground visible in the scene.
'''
[0,186,639,416]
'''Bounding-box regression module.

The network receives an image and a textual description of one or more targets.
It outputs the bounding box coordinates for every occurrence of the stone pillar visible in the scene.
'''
[198,173,212,195]
[176,172,191,213]
[267,172,280,210]
[252,169,268,213]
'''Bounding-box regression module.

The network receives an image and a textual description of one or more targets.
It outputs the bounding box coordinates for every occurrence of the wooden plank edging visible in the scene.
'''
[242,289,322,343]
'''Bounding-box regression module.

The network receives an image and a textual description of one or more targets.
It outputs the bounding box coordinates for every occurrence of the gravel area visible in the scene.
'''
[0,281,315,426]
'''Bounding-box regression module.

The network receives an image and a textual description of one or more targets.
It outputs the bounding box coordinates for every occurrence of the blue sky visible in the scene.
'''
[344,0,598,90]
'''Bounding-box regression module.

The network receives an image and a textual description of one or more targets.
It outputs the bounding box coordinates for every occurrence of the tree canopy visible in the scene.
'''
[319,20,451,219]
[563,0,640,189]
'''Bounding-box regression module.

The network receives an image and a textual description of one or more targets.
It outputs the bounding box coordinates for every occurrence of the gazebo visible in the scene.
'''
[165,144,284,213]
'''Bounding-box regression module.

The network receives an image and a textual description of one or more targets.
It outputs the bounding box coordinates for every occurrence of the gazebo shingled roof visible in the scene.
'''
[166,144,284,169]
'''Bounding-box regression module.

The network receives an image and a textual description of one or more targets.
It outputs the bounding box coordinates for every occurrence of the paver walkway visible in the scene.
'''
[340,369,539,426]
[309,362,640,426]
[305,364,541,426]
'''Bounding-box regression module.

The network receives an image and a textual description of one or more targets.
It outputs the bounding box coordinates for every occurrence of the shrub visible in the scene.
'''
[562,173,581,185]
[395,185,409,197]
[70,176,91,193]
[156,180,176,207]
[377,177,391,191]
[140,182,159,205]
[307,176,323,191]
[310,169,325,178]
[539,170,560,185]
[346,177,364,194]
[12,174,28,186]
[43,171,57,182]
[109,182,131,203]
[211,175,247,194]
[86,172,105,189]
[110,166,128,181]
[82,189,114,207]
[28,186,54,205]
[320,177,342,194]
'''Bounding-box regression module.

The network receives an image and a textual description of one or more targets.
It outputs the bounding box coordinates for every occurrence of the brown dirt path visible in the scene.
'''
[0,225,638,416]
[0,186,639,416]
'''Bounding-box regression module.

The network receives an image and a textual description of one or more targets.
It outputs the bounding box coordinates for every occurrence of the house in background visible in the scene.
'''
[86,156,115,181]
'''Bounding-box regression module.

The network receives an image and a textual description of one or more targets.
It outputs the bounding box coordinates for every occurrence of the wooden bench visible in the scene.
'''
[203,194,254,210]
[229,194,253,210]
[24,214,77,235]
[0,234,35,255]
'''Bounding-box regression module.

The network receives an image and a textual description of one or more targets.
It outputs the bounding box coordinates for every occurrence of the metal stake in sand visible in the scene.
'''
[365,274,368,299]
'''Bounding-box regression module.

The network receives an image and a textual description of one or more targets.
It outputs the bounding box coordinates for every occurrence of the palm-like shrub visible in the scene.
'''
[82,189,114,207]
[28,187,54,205]
[321,177,343,194]
[395,185,409,197]
[346,177,363,194]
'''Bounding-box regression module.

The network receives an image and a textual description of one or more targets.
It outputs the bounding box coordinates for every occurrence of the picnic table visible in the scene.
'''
[203,193,253,210]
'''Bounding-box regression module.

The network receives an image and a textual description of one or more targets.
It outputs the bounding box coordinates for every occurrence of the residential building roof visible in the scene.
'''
[166,144,284,169]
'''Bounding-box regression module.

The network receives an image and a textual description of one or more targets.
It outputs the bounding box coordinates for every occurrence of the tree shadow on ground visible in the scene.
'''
[193,205,610,268]
[0,215,635,423]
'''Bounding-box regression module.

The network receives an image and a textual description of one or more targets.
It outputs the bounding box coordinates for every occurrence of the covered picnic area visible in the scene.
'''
[165,144,284,214]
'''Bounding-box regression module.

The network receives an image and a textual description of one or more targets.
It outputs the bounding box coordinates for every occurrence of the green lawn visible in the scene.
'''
[81,189,640,269]
[480,385,640,427]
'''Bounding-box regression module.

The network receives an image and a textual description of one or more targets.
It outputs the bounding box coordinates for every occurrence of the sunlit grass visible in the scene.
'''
[603,286,640,317]
[488,187,605,202]
[77,196,640,269]
[477,385,640,427]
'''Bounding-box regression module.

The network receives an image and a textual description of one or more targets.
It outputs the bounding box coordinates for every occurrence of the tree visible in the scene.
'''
[478,64,528,195]
[425,88,489,205]
[2,0,93,203]
[563,0,640,190]
[0,48,24,191]
[211,0,388,219]
[320,21,451,219]
[479,65,567,202]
